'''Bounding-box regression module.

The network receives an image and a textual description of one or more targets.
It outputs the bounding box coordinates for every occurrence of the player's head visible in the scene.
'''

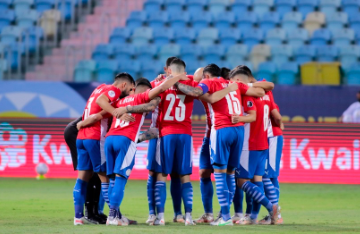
[135,78,152,94]
[193,67,204,82]
[220,67,231,80]
[114,72,135,98]
[203,64,221,79]
[235,65,257,83]
[168,58,186,76]
[164,56,178,76]
[229,66,251,83]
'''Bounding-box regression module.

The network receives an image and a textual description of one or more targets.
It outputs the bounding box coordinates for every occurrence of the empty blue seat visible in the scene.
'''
[266,28,286,46]
[74,60,96,82]
[136,44,158,61]
[225,44,249,64]
[339,45,360,65]
[319,0,341,16]
[242,28,264,49]
[287,28,309,47]
[119,60,141,79]
[253,0,274,16]
[276,62,298,84]
[256,62,277,82]
[16,9,39,28]
[0,0,12,11]
[219,28,241,46]
[344,63,360,85]
[35,0,54,14]
[165,0,185,14]
[191,12,213,30]
[259,12,280,33]
[271,44,292,65]
[126,11,147,29]
[236,11,257,31]
[275,0,296,18]
[332,28,354,46]
[153,27,174,46]
[187,59,205,74]
[131,27,153,45]
[57,0,77,20]
[141,60,163,80]
[349,14,360,32]
[181,44,202,61]
[204,56,221,66]
[22,26,43,53]
[316,45,339,61]
[109,27,131,45]
[92,44,113,62]
[144,0,163,13]
[297,0,318,16]
[203,44,226,62]
[310,28,332,45]
[174,27,196,45]
[214,12,235,29]
[0,10,14,31]
[186,0,206,15]
[197,28,219,46]
[1,26,22,45]
[282,11,302,31]
[294,45,316,63]
[232,0,252,14]
[4,43,25,69]
[113,44,136,61]
[342,0,360,18]
[327,12,348,31]
[169,11,190,30]
[209,0,230,14]
[148,12,168,29]
[14,0,33,12]
[96,60,118,83]
[158,44,181,62]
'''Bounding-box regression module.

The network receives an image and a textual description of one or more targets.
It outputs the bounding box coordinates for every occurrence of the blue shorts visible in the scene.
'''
[199,137,213,170]
[146,138,160,171]
[264,135,284,178]
[210,126,244,170]
[76,139,106,173]
[105,135,136,179]
[236,149,268,179]
[156,134,193,175]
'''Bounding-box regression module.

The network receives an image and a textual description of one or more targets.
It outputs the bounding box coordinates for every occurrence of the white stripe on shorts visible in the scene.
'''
[269,136,278,171]
[240,150,250,172]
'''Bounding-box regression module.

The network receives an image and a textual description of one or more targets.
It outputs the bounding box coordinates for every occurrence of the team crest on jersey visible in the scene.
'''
[247,101,253,107]
[108,90,115,98]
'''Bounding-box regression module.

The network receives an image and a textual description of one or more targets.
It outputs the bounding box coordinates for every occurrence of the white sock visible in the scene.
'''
[185,212,191,220]
[158,212,164,219]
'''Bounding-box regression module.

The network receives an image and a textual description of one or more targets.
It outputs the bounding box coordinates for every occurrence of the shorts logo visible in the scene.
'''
[126,169,131,176]
[108,90,115,98]
[247,101,253,108]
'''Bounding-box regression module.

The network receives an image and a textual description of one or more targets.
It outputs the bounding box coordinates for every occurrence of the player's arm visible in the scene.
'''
[148,74,186,99]
[96,94,117,115]
[77,110,107,130]
[244,87,265,97]
[137,128,159,143]
[271,109,284,130]
[126,97,161,113]
[174,82,204,97]
[232,110,256,124]
[200,83,238,104]
[252,81,274,91]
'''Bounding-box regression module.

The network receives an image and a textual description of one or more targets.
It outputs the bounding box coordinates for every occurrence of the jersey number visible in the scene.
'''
[84,97,95,120]
[264,104,269,131]
[225,91,241,115]
[114,113,132,128]
[164,94,186,121]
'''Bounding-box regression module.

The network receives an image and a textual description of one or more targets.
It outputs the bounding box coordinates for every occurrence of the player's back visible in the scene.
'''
[267,91,282,137]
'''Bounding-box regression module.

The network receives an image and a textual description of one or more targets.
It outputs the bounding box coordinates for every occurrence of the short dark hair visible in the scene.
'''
[170,58,186,68]
[203,63,221,77]
[135,77,152,89]
[114,72,135,84]
[166,57,178,67]
[220,67,231,80]
[229,67,251,79]
[234,65,253,77]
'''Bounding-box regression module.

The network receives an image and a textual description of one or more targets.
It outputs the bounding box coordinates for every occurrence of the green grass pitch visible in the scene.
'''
[1,178,360,234]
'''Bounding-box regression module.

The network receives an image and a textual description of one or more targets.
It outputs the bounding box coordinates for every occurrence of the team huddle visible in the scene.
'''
[72,57,284,227]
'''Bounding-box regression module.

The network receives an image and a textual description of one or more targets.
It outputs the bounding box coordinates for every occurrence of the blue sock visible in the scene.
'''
[73,179,88,218]
[109,176,127,218]
[250,181,264,220]
[170,177,182,216]
[233,186,243,214]
[98,190,105,214]
[108,178,115,204]
[226,174,235,207]
[242,181,273,216]
[181,182,193,214]
[147,174,156,215]
[200,177,213,214]
[101,182,110,207]
[246,193,253,214]
[155,181,166,214]
[214,172,230,221]
[271,177,280,202]
[264,178,278,205]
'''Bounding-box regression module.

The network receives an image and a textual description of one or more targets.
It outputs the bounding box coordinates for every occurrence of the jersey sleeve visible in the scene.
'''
[267,91,277,111]
[198,79,212,94]
[242,96,257,113]
[134,89,151,104]
[103,86,121,102]
[150,80,157,88]
[238,83,249,95]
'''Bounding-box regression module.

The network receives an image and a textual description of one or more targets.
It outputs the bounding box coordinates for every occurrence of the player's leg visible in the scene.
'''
[84,174,105,224]
[98,190,105,215]
[145,138,158,224]
[170,172,183,222]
